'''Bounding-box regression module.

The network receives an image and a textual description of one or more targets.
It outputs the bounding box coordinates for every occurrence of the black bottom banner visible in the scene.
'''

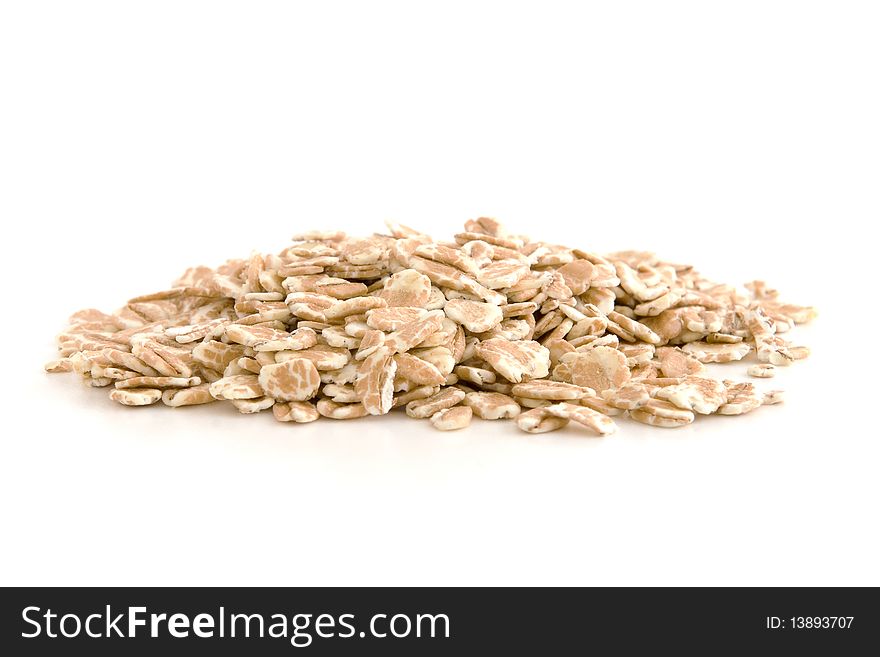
[1,587,876,654]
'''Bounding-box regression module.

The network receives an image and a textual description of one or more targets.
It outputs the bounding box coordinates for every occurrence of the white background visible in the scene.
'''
[1,1,877,586]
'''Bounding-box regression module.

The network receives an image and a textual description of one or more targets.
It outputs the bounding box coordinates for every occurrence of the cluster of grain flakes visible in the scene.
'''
[45,218,815,436]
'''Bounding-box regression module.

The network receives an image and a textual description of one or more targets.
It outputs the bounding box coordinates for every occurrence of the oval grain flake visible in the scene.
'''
[653,376,728,414]
[681,341,751,364]
[475,339,550,383]
[275,345,351,370]
[316,399,369,420]
[273,401,320,423]
[354,347,397,415]
[115,375,200,390]
[109,388,162,406]
[430,406,473,431]
[385,312,445,354]
[162,384,216,407]
[365,306,428,331]
[443,299,503,333]
[556,259,594,296]
[544,402,617,436]
[394,352,447,386]
[405,387,465,419]
[324,296,387,322]
[45,216,814,438]
[511,380,594,401]
[476,261,530,290]
[553,346,629,392]
[209,375,264,400]
[515,407,569,434]
[629,400,695,428]
[258,359,321,402]
[463,392,520,420]
[379,269,433,307]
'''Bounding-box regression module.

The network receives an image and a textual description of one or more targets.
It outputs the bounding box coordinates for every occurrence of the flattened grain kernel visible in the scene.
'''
[463,392,520,419]
[544,402,617,435]
[717,381,762,415]
[629,400,695,428]
[273,401,320,423]
[681,341,751,363]
[365,306,427,331]
[354,346,397,415]
[395,352,447,386]
[385,312,444,354]
[378,269,432,307]
[406,387,465,419]
[209,375,264,400]
[453,365,496,386]
[511,380,594,400]
[515,407,569,434]
[653,376,727,414]
[115,376,200,390]
[316,399,369,419]
[747,363,776,378]
[324,296,387,321]
[109,388,162,406]
[275,345,350,370]
[259,359,321,402]
[232,397,275,414]
[162,384,215,407]
[44,358,73,373]
[46,216,814,439]
[553,346,629,392]
[430,406,472,431]
[655,346,705,378]
[444,299,503,333]
[475,339,550,383]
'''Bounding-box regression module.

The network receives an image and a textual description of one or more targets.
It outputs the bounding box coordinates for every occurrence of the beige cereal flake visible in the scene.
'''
[354,347,397,415]
[629,400,695,428]
[273,401,320,423]
[747,364,776,378]
[515,407,569,434]
[209,375,263,400]
[717,381,763,416]
[554,346,629,392]
[378,269,433,307]
[258,359,321,402]
[324,296,387,321]
[232,397,275,414]
[602,381,655,410]
[463,392,521,419]
[365,306,427,331]
[511,380,594,400]
[44,358,73,373]
[316,399,369,420]
[394,352,447,386]
[454,365,497,386]
[109,388,162,406]
[655,346,706,378]
[406,387,465,419]
[544,402,617,435]
[444,299,503,333]
[475,339,550,383]
[275,345,350,370]
[654,376,727,415]
[682,341,751,364]
[430,406,473,431]
[162,384,215,407]
[385,312,445,354]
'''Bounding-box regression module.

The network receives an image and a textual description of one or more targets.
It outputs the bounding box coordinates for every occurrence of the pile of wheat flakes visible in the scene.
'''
[44,218,815,435]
